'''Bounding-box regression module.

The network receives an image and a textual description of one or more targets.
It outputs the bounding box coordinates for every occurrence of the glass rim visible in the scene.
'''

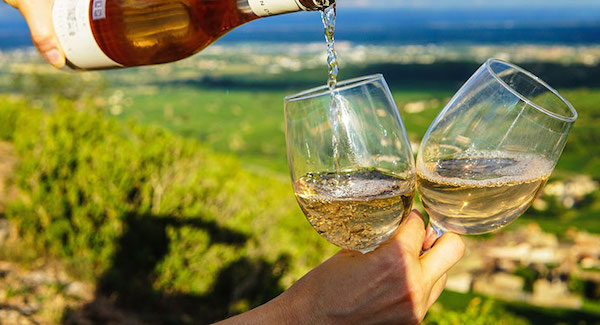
[485,58,578,123]
[284,74,384,102]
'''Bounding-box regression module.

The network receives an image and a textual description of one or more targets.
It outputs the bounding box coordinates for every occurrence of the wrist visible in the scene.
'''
[270,290,308,324]
[272,276,328,325]
[213,289,312,325]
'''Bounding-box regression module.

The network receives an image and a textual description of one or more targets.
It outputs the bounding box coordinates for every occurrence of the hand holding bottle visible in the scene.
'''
[4,0,65,68]
[5,0,332,70]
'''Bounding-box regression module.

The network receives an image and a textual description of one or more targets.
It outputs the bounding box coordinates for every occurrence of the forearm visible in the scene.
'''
[215,211,465,325]
[214,290,312,325]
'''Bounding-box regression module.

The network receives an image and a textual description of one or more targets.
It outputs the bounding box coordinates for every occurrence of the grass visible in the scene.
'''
[115,88,290,173]
[555,88,600,178]
[436,290,600,324]
[516,207,600,235]
[112,86,453,174]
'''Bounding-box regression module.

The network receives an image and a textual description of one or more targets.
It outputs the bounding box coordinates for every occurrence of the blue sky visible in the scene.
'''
[342,0,600,7]
[0,0,599,22]
[0,0,598,48]
[1,0,599,14]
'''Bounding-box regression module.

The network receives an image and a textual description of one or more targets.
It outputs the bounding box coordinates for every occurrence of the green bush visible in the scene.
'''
[10,69,107,103]
[514,266,540,293]
[0,98,24,141]
[424,297,529,325]
[0,97,335,323]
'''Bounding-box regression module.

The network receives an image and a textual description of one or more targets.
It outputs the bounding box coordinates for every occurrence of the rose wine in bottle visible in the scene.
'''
[53,0,333,70]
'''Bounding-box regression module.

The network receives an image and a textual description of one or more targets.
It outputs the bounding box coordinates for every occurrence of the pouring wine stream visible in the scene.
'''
[321,4,343,185]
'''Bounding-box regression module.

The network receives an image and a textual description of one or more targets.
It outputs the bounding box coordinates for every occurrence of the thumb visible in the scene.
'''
[19,0,65,68]
[388,210,427,256]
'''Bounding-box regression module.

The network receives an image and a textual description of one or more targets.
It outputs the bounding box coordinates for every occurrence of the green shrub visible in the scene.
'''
[0,98,25,140]
[10,69,107,103]
[0,97,335,323]
[514,266,540,293]
[424,297,529,325]
[569,276,586,297]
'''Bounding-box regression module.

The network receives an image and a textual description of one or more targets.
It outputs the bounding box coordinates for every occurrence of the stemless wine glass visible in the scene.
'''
[285,74,415,253]
[417,59,578,236]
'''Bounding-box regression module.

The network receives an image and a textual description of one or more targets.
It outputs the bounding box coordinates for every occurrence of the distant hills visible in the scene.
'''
[1,6,599,49]
[221,7,600,45]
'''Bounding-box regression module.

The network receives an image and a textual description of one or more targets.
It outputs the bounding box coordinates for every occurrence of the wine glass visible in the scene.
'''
[284,74,415,253]
[417,59,578,236]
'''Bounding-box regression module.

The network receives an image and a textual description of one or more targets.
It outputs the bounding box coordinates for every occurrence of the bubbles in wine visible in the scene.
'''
[417,151,553,234]
[295,169,414,253]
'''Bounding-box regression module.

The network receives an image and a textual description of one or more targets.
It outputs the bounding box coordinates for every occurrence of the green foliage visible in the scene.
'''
[0,98,22,141]
[555,88,600,178]
[118,88,291,173]
[10,68,107,104]
[424,297,529,325]
[569,275,600,300]
[569,275,586,297]
[0,97,334,322]
[513,266,540,293]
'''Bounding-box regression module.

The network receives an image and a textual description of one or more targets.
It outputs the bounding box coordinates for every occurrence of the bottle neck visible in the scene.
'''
[240,0,333,17]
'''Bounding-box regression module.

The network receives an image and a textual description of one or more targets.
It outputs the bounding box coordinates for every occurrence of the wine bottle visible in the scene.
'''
[52,0,333,70]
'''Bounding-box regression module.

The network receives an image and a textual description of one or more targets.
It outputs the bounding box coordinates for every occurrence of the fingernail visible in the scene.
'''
[411,209,424,221]
[43,49,63,67]
[425,225,434,239]
[403,210,424,227]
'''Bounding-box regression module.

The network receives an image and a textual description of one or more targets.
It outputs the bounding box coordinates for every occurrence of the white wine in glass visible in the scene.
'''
[417,59,577,235]
[295,169,414,252]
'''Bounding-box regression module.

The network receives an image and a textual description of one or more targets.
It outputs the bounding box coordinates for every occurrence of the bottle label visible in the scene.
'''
[247,0,307,17]
[91,0,106,20]
[53,0,122,69]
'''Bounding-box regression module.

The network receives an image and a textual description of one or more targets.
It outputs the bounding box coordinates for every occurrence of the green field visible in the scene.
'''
[109,63,600,179]
[112,86,452,173]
